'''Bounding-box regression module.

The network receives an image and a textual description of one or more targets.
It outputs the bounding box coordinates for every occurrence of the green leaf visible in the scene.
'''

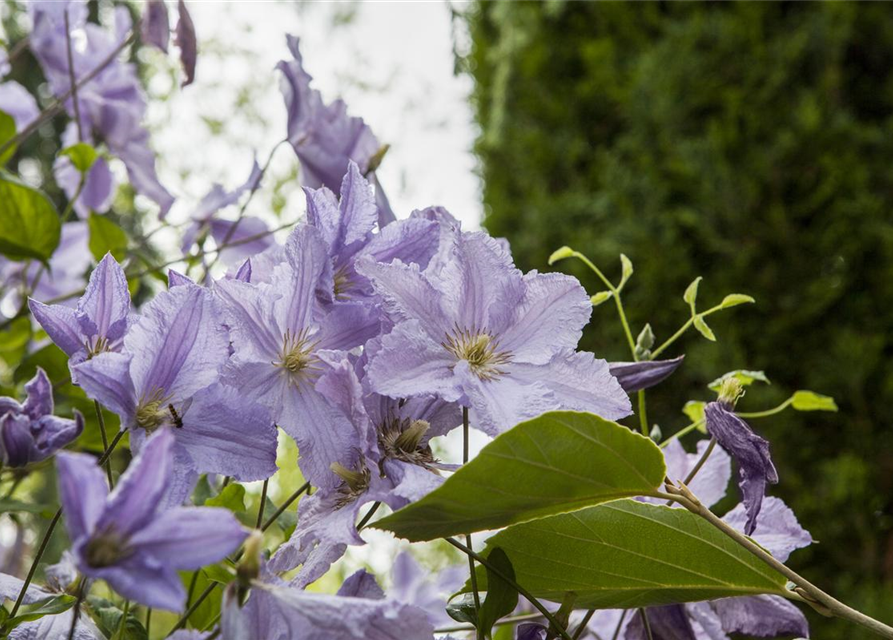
[548,246,574,265]
[88,212,128,261]
[478,548,519,639]
[14,344,70,385]
[203,563,236,585]
[60,143,98,174]
[469,500,788,609]
[693,315,716,342]
[375,411,667,542]
[86,596,148,640]
[0,499,55,517]
[708,370,770,391]
[5,595,75,630]
[206,483,246,513]
[0,173,61,262]
[619,253,633,289]
[0,110,16,165]
[590,291,612,307]
[682,400,706,425]
[193,475,214,505]
[790,390,838,412]
[445,593,478,627]
[0,317,32,368]
[720,293,755,309]
[683,276,702,311]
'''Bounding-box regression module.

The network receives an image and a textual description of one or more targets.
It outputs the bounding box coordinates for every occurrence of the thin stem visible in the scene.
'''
[569,252,636,354]
[60,175,86,223]
[199,139,289,281]
[261,481,311,532]
[651,302,727,359]
[96,429,126,467]
[115,600,130,640]
[446,537,574,640]
[145,608,152,637]
[8,507,62,620]
[682,438,716,486]
[572,609,596,640]
[185,570,200,608]
[637,390,649,436]
[67,577,87,640]
[639,609,654,640]
[255,479,269,529]
[462,407,482,622]
[2,474,25,500]
[63,9,84,143]
[357,501,381,530]
[610,609,628,640]
[0,31,137,160]
[661,419,705,446]
[170,583,217,633]
[661,486,893,639]
[434,612,545,633]
[94,400,113,487]
[737,398,793,419]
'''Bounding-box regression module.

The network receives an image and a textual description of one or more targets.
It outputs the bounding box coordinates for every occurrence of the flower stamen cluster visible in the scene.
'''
[379,418,435,468]
[331,459,372,508]
[275,328,321,386]
[442,326,511,381]
[84,526,134,568]
[134,388,172,432]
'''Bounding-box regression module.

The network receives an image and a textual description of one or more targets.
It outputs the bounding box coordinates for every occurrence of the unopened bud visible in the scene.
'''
[237,530,263,586]
[649,424,662,443]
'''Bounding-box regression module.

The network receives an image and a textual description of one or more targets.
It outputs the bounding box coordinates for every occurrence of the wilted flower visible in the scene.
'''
[142,0,170,52]
[359,229,631,434]
[705,378,778,535]
[609,355,685,394]
[0,368,83,467]
[75,281,278,483]
[57,429,247,610]
[175,0,197,87]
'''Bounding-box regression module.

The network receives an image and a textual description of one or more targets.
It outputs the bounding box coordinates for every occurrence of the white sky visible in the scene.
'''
[149,0,482,241]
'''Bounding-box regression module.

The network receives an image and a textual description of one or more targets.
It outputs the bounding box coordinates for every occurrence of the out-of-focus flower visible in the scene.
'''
[175,0,197,87]
[609,355,685,394]
[30,253,132,372]
[57,429,247,610]
[75,282,278,483]
[277,35,394,226]
[53,125,116,218]
[142,0,170,52]
[359,229,631,435]
[705,378,778,535]
[0,368,83,467]
[390,551,465,627]
[0,81,39,130]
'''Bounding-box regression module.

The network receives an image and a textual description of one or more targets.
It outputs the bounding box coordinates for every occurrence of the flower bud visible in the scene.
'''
[237,530,263,587]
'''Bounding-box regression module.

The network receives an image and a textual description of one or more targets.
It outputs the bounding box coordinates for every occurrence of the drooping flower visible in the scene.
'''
[277,35,394,227]
[215,225,378,489]
[28,3,175,215]
[221,566,434,640]
[30,253,132,372]
[359,229,632,435]
[705,378,778,535]
[75,281,278,483]
[142,0,170,52]
[305,161,440,305]
[57,429,248,610]
[609,355,685,394]
[175,0,197,87]
[0,368,83,467]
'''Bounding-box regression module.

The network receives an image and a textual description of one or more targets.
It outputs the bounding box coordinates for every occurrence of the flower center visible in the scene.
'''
[134,389,172,432]
[333,265,353,300]
[84,336,110,360]
[443,327,511,381]
[330,460,371,508]
[275,329,320,386]
[379,418,435,468]
[84,526,134,568]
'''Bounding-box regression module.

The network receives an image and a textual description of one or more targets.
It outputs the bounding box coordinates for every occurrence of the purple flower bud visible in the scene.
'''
[625,605,696,640]
[142,0,170,52]
[175,1,197,87]
[609,355,685,394]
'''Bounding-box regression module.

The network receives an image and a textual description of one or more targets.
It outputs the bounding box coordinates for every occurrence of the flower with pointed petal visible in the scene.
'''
[609,355,685,394]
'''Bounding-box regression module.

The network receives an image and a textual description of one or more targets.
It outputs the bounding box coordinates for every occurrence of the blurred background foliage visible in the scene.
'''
[464,1,893,636]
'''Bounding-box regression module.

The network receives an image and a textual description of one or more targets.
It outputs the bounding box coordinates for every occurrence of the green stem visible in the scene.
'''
[357,501,381,530]
[736,398,793,419]
[261,481,310,532]
[462,407,482,627]
[610,610,628,640]
[683,437,716,486]
[8,507,63,621]
[170,584,217,633]
[145,608,152,637]
[651,302,727,359]
[446,537,574,640]
[639,609,654,640]
[114,600,130,640]
[434,612,546,633]
[637,390,649,436]
[569,252,636,354]
[94,400,113,487]
[255,479,269,530]
[67,577,87,640]
[572,609,596,640]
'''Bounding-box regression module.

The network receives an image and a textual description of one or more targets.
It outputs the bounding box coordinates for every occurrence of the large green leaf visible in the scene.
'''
[470,500,788,609]
[0,111,16,165]
[88,212,128,261]
[375,411,666,542]
[0,173,61,262]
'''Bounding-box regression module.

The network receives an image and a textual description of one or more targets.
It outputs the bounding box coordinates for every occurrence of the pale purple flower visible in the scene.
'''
[390,551,465,627]
[57,428,247,610]
[0,368,83,467]
[53,124,116,218]
[215,225,378,489]
[0,48,8,77]
[142,0,170,52]
[609,356,685,394]
[625,606,695,640]
[305,161,440,306]
[175,0,197,87]
[75,282,278,482]
[705,380,778,535]
[0,81,39,130]
[29,3,175,215]
[277,36,394,226]
[30,253,131,373]
[644,438,731,511]
[359,230,632,435]
[221,568,434,640]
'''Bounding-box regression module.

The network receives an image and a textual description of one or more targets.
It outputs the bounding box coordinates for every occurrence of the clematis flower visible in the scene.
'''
[305,161,440,305]
[29,3,175,215]
[705,378,778,535]
[175,0,197,87]
[215,225,378,489]
[142,0,170,52]
[221,566,434,640]
[609,355,685,394]
[389,551,465,627]
[75,281,278,483]
[584,440,811,640]
[277,35,395,227]
[54,124,116,218]
[30,253,132,372]
[268,352,458,580]
[0,368,83,467]
[358,229,631,435]
[57,429,248,611]
[0,81,39,131]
